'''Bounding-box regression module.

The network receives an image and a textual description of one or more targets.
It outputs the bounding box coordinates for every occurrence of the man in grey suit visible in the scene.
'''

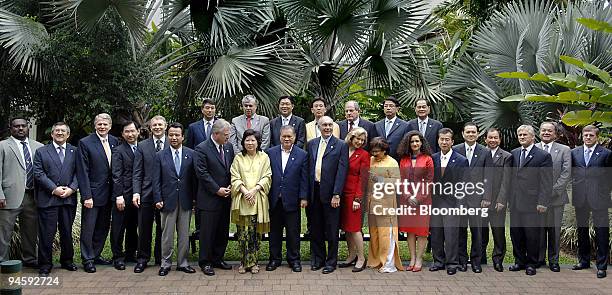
[0,117,43,265]
[535,122,570,272]
[337,100,376,148]
[230,95,270,153]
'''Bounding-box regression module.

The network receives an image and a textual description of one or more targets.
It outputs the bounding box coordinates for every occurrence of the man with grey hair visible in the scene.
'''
[230,95,270,153]
[76,113,118,273]
[337,100,376,148]
[508,124,552,276]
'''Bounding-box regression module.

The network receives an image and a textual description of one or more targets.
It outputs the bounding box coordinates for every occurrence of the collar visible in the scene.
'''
[245,114,256,120]
[171,146,182,154]
[320,135,331,144]
[584,144,597,152]
[464,142,477,151]
[96,132,108,142]
[418,117,428,125]
[541,140,554,147]
[129,142,138,150]
[385,116,397,124]
[11,136,28,145]
[53,141,67,150]
[441,149,453,158]
[282,144,293,154]
[212,138,224,150]
[350,117,360,126]
[153,136,165,144]
[203,118,215,125]
[281,114,292,121]
[490,147,498,156]
[521,143,534,154]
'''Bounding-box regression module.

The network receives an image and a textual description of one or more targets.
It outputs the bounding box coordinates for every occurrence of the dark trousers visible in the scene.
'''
[575,207,609,270]
[38,205,76,269]
[538,205,563,265]
[198,202,230,266]
[310,183,340,268]
[80,203,111,263]
[481,209,507,265]
[430,209,459,268]
[110,203,139,262]
[269,201,301,265]
[136,203,162,264]
[458,212,483,266]
[510,210,543,268]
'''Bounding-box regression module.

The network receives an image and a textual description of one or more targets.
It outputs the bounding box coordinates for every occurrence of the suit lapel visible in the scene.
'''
[388,121,401,136]
[521,147,536,167]
[94,136,109,167]
[47,145,63,171]
[284,147,298,175]
[588,145,603,167]
[493,149,503,166]
[179,150,190,177]
[209,140,226,168]
[323,136,336,158]
[7,140,26,170]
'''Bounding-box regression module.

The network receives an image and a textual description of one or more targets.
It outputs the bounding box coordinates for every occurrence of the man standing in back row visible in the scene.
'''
[269,96,306,149]
[375,96,409,161]
[407,99,443,154]
[337,100,376,148]
[230,95,271,153]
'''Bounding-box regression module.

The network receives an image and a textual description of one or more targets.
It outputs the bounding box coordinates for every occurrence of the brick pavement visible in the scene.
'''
[19,263,610,294]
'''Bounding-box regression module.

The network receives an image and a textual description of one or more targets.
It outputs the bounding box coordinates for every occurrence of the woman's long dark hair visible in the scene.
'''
[397,130,431,158]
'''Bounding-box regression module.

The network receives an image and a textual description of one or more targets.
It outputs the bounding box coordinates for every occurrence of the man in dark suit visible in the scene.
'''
[194,119,235,276]
[33,122,78,276]
[535,122,571,272]
[452,122,486,273]
[481,127,512,272]
[570,125,611,279]
[269,96,306,149]
[508,125,553,276]
[407,99,443,153]
[266,125,309,273]
[337,100,376,147]
[307,116,348,274]
[375,96,409,161]
[429,128,469,275]
[76,113,118,273]
[186,98,217,149]
[154,122,197,276]
[110,121,140,270]
[132,115,167,273]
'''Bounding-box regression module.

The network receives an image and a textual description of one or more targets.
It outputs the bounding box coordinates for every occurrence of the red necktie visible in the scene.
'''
[349,121,354,132]
[246,117,252,129]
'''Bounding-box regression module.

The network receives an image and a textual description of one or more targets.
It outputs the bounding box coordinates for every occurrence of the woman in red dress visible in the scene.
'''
[397,130,434,272]
[338,127,370,272]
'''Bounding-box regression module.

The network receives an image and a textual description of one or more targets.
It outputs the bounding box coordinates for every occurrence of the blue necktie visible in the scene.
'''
[520,148,527,167]
[21,141,33,189]
[58,146,65,164]
[174,150,181,175]
[584,148,591,166]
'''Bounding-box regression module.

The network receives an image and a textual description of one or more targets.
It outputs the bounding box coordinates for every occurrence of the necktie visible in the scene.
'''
[440,155,446,177]
[102,138,111,165]
[219,144,225,166]
[349,121,354,132]
[385,120,392,137]
[58,146,65,164]
[315,139,327,182]
[21,141,33,189]
[205,122,211,139]
[282,118,288,126]
[132,145,137,154]
[174,150,181,175]
[520,148,527,167]
[543,144,550,153]
[315,122,320,138]
[584,148,591,165]
[246,117,252,129]
[156,139,162,152]
[466,146,473,165]
[420,121,426,135]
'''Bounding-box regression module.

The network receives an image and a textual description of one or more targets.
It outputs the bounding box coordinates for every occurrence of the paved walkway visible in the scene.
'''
[20,264,610,294]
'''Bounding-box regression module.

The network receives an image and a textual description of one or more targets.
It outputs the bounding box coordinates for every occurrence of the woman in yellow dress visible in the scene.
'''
[366,137,404,273]
[230,129,272,274]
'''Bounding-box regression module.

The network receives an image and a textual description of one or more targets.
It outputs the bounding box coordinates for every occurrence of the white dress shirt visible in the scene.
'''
[440,149,453,167]
[281,145,292,173]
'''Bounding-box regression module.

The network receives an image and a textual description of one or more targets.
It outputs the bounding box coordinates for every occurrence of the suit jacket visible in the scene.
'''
[33,143,77,208]
[269,115,306,149]
[452,143,487,207]
[112,142,137,201]
[483,147,513,207]
[186,119,217,149]
[153,147,196,212]
[230,114,270,153]
[374,118,409,161]
[307,135,348,203]
[0,137,43,209]
[536,142,571,206]
[337,118,377,148]
[306,120,340,142]
[76,133,118,206]
[266,145,309,212]
[194,138,235,211]
[509,145,553,212]
[407,118,443,153]
[133,136,168,204]
[571,145,612,209]
[432,151,468,208]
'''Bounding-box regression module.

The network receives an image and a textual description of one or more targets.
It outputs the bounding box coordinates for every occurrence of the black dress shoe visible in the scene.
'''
[177,266,196,273]
[202,264,215,276]
[338,257,357,268]
[509,264,525,271]
[549,263,560,272]
[134,263,146,273]
[311,265,322,271]
[213,261,232,270]
[446,267,456,275]
[572,263,590,270]
[493,263,504,272]
[114,261,126,270]
[322,266,335,274]
[158,267,170,276]
[84,262,96,273]
[429,265,445,272]
[526,266,536,276]
[352,260,367,273]
[94,257,112,265]
[472,265,482,273]
[597,270,607,279]
[458,264,468,272]
[266,261,281,271]
[39,268,50,276]
[291,264,302,272]
[61,263,78,271]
